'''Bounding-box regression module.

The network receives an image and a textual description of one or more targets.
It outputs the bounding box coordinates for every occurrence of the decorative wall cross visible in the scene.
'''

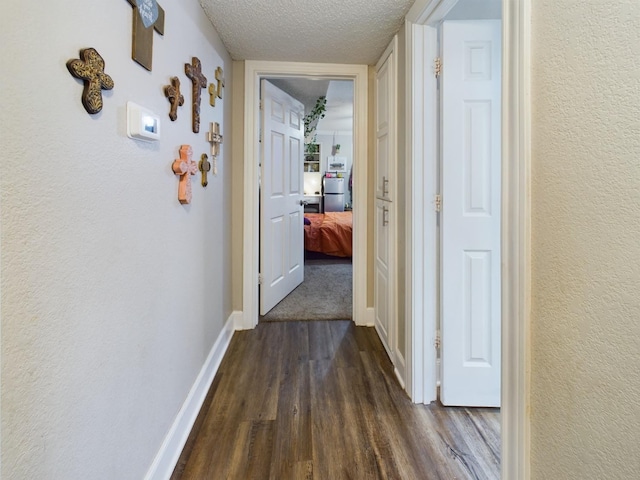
[172,145,198,204]
[185,57,208,133]
[208,67,225,107]
[125,0,165,71]
[199,154,211,187]
[206,122,223,176]
[66,48,114,114]
[164,76,184,121]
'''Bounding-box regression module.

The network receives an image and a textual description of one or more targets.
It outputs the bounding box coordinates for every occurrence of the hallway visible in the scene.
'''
[172,321,500,479]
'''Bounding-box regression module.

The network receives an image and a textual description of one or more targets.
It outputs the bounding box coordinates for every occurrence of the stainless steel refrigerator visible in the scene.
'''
[323,176,345,212]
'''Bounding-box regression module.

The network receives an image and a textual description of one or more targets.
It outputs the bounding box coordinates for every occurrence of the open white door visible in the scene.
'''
[440,20,501,407]
[259,80,305,315]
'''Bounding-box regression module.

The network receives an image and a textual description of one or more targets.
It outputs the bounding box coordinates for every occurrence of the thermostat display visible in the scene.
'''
[127,101,161,142]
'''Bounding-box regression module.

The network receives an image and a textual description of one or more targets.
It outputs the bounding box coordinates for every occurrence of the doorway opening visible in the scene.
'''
[258,78,355,323]
[241,62,369,330]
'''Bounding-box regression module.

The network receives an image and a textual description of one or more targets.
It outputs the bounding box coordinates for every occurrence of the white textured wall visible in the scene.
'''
[0,0,232,478]
[531,1,640,478]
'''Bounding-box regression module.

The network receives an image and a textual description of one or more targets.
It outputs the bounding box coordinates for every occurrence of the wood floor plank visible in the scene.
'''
[269,324,312,479]
[173,321,500,480]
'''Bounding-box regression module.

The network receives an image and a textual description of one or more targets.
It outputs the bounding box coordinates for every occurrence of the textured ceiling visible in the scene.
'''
[199,0,416,64]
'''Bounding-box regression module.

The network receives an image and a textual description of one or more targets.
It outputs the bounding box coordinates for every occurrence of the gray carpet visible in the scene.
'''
[260,262,352,321]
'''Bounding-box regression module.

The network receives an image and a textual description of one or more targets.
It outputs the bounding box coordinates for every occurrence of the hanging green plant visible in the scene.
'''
[304,96,327,142]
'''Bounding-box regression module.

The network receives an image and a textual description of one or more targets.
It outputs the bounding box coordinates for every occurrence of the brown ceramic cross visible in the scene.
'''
[199,154,211,187]
[66,48,114,114]
[206,122,223,176]
[185,57,208,133]
[125,0,165,71]
[164,77,184,121]
[208,66,225,107]
[172,145,198,204]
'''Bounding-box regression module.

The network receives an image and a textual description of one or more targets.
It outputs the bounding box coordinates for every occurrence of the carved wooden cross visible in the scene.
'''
[199,154,211,187]
[164,76,184,121]
[66,48,114,114]
[208,67,225,107]
[206,122,223,176]
[185,57,208,133]
[172,145,198,204]
[125,0,165,71]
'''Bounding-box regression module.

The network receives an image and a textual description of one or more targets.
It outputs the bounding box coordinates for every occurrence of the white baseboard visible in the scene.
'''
[394,350,407,390]
[355,307,375,327]
[394,366,406,390]
[144,311,241,480]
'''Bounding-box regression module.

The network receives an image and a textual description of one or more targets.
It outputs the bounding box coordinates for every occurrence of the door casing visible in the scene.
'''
[242,62,370,330]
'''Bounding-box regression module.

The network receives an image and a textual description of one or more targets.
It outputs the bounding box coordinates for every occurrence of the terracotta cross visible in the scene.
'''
[66,48,115,114]
[208,66,225,107]
[172,145,198,204]
[164,76,184,121]
[206,122,223,176]
[185,57,208,133]
[199,154,211,187]
[125,0,165,71]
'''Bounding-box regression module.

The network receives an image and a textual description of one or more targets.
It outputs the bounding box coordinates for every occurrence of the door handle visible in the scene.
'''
[382,176,389,196]
[299,200,308,206]
[382,206,389,226]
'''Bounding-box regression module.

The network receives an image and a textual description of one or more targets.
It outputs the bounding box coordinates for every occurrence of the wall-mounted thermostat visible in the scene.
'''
[127,101,160,142]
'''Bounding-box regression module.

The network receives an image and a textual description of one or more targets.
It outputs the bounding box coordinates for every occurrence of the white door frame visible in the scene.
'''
[242,61,370,329]
[405,0,531,479]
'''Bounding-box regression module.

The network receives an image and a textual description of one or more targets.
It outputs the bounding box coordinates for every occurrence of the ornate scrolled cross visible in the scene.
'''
[185,57,208,133]
[66,48,114,114]
[206,122,223,176]
[172,145,198,204]
[164,76,184,121]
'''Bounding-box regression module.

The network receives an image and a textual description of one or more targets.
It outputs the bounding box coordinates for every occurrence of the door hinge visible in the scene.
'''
[434,57,442,78]
[435,330,441,350]
[435,194,442,213]
[258,273,264,285]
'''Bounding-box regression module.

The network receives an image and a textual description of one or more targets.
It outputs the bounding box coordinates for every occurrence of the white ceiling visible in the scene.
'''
[267,78,331,113]
[199,0,416,65]
[445,0,501,20]
[266,78,354,133]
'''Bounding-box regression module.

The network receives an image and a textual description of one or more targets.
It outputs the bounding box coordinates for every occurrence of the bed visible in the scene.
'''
[304,211,353,257]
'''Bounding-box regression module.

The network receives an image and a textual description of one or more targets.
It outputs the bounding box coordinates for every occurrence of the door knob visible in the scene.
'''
[300,200,308,206]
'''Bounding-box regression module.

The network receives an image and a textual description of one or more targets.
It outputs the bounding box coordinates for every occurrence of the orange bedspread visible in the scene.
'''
[304,211,353,257]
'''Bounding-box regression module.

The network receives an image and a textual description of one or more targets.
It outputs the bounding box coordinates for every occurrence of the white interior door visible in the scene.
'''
[374,40,396,362]
[259,80,305,315]
[440,20,501,407]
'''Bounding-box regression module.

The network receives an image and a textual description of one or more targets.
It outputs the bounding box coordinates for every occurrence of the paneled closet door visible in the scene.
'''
[374,37,397,364]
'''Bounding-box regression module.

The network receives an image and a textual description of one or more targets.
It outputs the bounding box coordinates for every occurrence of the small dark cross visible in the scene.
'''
[208,66,225,107]
[125,0,165,71]
[164,76,184,121]
[66,48,115,115]
[185,57,208,133]
[206,122,223,176]
[199,154,211,187]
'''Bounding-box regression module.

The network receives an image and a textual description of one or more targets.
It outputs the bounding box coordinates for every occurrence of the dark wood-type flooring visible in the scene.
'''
[172,320,500,480]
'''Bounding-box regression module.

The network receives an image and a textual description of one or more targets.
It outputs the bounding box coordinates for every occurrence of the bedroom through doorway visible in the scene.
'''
[259,77,355,323]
